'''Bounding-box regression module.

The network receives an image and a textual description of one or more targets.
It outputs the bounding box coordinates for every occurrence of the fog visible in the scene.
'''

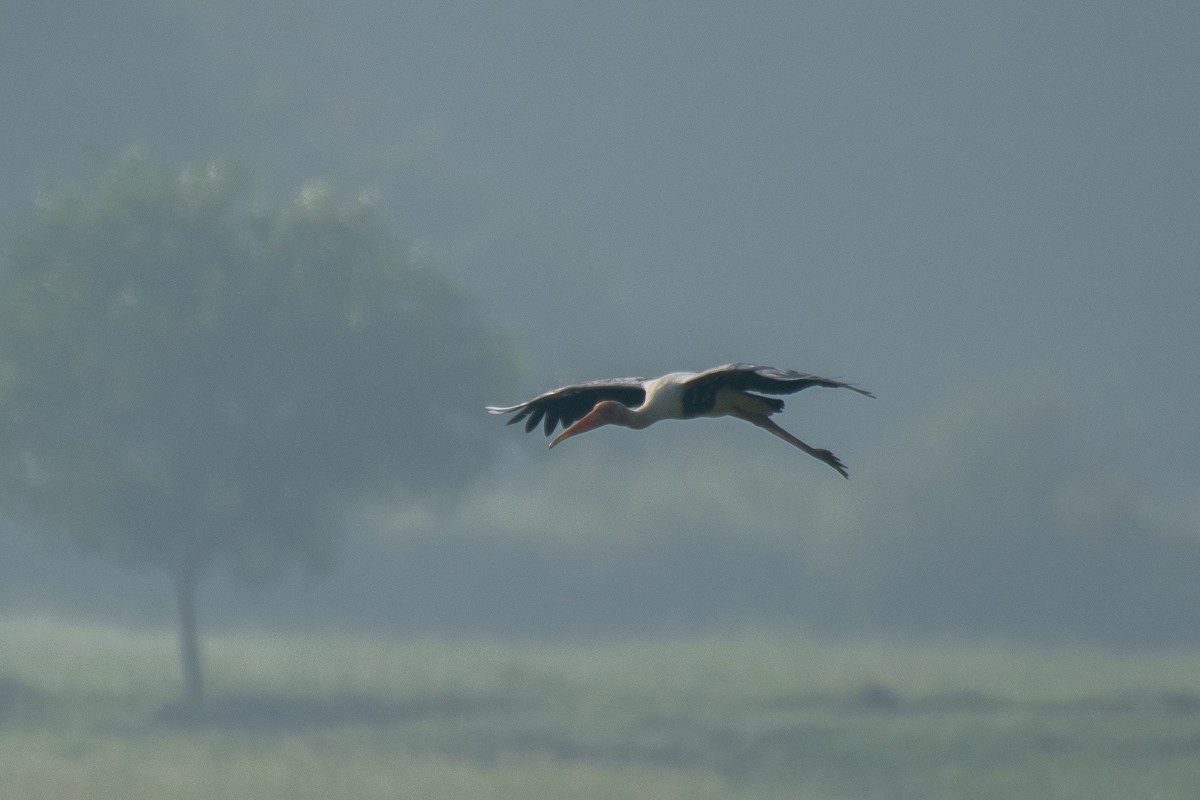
[2,1,1198,650]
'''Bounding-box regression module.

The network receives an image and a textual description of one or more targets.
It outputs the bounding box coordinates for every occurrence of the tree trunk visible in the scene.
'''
[173,562,205,712]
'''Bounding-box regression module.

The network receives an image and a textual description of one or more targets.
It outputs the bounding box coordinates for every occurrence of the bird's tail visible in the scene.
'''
[744,393,785,415]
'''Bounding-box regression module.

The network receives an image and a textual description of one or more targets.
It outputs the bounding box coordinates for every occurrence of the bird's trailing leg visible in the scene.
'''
[730,409,851,478]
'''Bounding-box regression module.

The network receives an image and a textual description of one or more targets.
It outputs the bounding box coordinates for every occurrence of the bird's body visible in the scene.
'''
[487,363,872,477]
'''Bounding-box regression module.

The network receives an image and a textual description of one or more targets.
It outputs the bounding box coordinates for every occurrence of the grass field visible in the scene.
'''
[1,616,1199,799]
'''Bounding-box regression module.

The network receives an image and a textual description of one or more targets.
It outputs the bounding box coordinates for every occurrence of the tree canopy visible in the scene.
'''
[0,148,511,705]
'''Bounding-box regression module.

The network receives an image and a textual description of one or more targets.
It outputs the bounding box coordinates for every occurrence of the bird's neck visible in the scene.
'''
[624,379,685,429]
[621,404,660,430]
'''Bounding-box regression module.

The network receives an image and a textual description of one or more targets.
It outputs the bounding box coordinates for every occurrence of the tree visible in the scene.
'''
[0,148,511,710]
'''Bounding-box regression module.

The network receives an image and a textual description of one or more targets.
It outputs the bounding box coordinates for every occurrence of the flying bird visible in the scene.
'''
[487,363,873,478]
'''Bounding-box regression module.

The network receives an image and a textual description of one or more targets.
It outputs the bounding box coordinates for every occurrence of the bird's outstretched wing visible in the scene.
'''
[684,363,875,398]
[486,377,647,436]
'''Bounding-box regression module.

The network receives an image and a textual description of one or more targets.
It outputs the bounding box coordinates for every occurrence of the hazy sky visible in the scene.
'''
[3,1,1197,639]
[263,2,1197,526]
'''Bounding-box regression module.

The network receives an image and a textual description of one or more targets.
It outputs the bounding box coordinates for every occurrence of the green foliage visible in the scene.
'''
[0,147,510,582]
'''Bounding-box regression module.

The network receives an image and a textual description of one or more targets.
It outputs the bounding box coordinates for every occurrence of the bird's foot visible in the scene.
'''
[813,449,850,479]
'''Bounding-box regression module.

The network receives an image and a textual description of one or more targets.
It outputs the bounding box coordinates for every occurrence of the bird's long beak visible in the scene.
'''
[549,410,606,448]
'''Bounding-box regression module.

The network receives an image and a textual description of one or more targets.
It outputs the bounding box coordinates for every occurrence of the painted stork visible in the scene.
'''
[486,363,873,478]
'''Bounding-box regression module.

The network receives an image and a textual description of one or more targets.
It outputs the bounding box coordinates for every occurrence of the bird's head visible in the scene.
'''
[549,400,631,448]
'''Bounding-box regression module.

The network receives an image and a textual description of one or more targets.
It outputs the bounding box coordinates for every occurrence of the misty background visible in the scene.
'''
[1,1,1197,648]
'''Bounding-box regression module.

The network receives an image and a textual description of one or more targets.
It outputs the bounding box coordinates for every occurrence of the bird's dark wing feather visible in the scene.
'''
[684,363,875,398]
[486,378,647,436]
